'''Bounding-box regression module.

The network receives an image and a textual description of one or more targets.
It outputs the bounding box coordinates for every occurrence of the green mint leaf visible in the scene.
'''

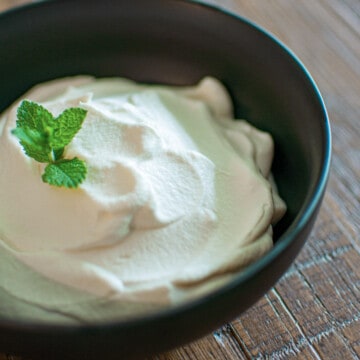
[16,100,54,133]
[50,107,87,149]
[11,126,51,163]
[42,158,87,188]
[12,100,88,188]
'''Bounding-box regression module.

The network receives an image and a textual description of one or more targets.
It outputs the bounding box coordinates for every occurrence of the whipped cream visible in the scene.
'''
[0,77,286,321]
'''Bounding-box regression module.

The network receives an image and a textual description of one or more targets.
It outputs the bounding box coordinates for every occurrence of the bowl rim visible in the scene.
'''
[0,0,331,332]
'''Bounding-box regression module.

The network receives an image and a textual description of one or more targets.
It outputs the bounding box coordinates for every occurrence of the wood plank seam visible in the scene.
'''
[270,289,322,359]
[212,325,249,359]
[294,245,353,271]
[294,265,360,358]
[222,323,253,359]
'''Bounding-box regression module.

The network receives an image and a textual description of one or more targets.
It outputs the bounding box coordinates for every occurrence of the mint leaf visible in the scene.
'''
[11,126,51,163]
[16,100,54,133]
[42,158,87,188]
[12,100,89,188]
[50,108,87,149]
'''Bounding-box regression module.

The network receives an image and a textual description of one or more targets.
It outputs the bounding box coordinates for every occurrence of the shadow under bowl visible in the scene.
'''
[0,0,331,359]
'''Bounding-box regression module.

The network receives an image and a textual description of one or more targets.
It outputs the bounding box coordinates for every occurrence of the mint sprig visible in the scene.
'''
[12,100,88,188]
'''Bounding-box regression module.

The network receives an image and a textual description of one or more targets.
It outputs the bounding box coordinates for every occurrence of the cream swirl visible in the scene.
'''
[0,77,286,309]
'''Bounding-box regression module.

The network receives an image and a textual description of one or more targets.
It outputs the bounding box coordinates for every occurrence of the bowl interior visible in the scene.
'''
[0,0,327,239]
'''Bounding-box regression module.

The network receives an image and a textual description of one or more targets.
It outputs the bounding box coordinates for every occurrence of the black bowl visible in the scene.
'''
[0,0,331,359]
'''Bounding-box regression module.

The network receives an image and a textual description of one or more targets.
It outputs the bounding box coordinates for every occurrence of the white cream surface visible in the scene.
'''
[0,77,286,321]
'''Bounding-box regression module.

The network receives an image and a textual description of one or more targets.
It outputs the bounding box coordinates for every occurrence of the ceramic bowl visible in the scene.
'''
[0,1,331,359]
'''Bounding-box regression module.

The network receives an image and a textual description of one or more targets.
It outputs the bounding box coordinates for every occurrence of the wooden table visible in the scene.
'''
[0,0,359,359]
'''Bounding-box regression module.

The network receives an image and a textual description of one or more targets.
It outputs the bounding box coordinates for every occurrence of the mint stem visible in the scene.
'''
[49,150,55,163]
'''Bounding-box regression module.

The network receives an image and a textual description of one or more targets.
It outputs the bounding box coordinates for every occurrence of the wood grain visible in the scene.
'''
[0,0,359,359]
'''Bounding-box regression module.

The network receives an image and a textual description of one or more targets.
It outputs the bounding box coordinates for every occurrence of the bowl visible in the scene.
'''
[0,0,331,359]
